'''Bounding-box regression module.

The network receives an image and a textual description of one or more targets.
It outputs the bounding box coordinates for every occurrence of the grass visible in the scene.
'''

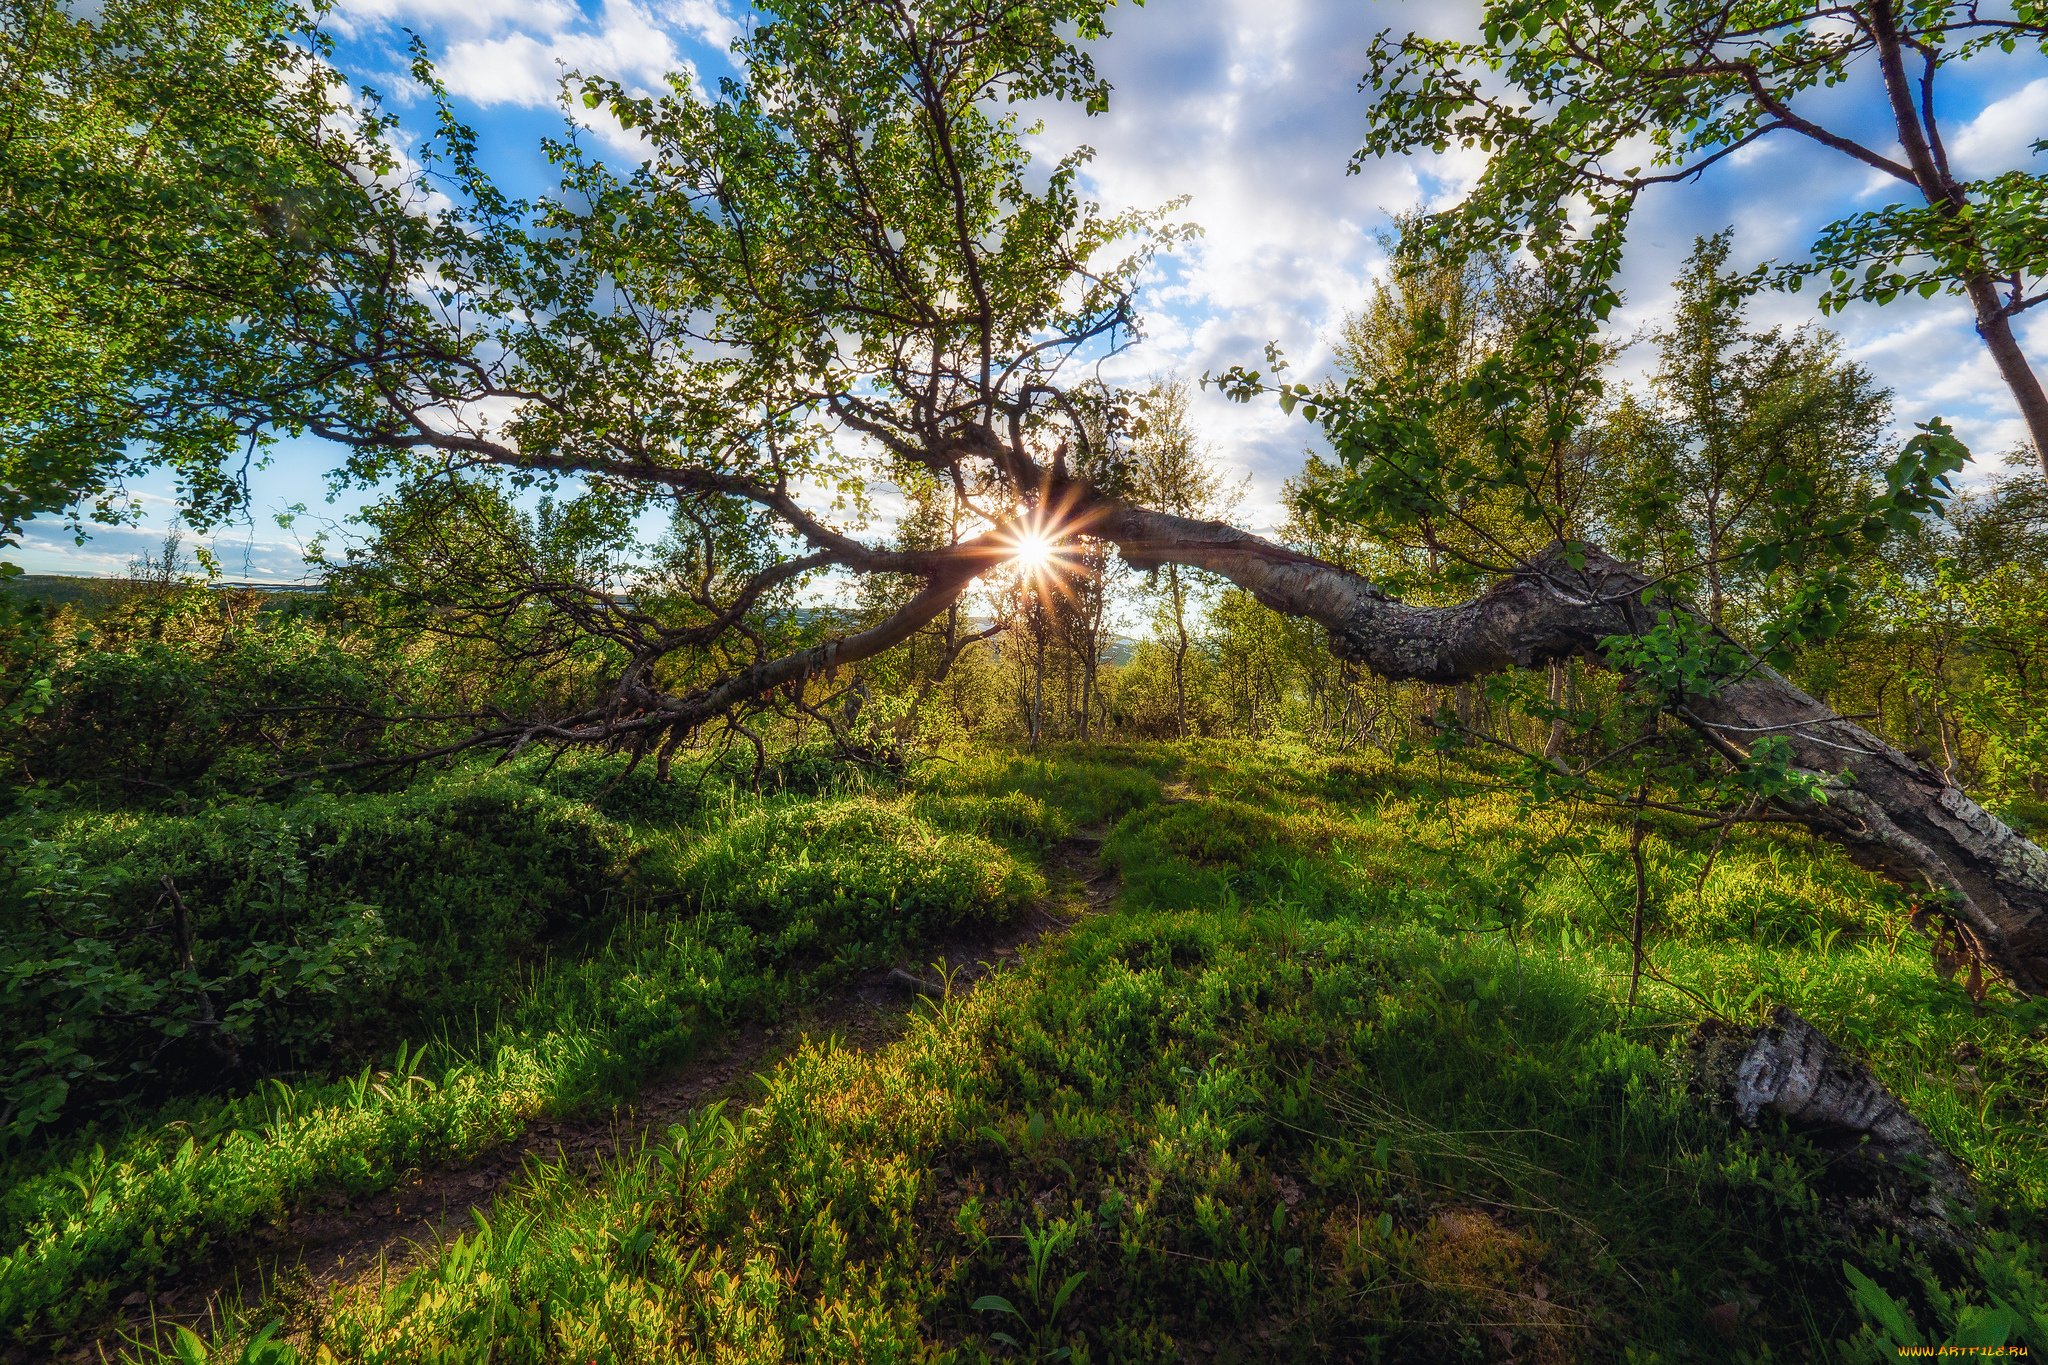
[0,761,1053,1349]
[11,738,2048,1360]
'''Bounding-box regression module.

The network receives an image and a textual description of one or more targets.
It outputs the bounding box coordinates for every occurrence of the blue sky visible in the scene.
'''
[18,0,2047,582]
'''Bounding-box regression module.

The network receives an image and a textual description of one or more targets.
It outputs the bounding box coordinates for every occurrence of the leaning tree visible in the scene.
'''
[10,0,2048,994]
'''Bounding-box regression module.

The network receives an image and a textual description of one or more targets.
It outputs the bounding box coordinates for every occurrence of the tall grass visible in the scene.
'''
[157,905,2042,1360]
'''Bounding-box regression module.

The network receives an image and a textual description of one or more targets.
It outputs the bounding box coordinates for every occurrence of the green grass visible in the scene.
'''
[14,738,2048,1360]
[0,766,1061,1349]
[926,744,1171,827]
[669,793,1044,957]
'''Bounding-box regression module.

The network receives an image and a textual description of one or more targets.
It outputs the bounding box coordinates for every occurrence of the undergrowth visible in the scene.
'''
[0,752,1063,1347]
[8,738,2048,1361]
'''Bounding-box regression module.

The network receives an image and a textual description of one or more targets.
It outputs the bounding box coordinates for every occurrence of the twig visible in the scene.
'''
[1626,789,1650,1016]
[161,876,241,1069]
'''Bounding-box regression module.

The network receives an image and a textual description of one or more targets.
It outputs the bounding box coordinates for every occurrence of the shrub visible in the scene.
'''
[537,754,733,826]
[988,754,1160,825]
[911,790,1072,846]
[22,602,397,802]
[672,796,1042,960]
[533,747,892,826]
[1992,795,2048,840]
[2,777,632,1139]
[1111,799,1301,871]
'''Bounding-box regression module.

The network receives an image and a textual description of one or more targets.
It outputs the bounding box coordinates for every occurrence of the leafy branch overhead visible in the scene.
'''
[1356,0,2048,478]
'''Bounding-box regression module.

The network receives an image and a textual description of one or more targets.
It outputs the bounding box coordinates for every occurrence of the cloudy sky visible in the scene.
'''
[17,0,2046,581]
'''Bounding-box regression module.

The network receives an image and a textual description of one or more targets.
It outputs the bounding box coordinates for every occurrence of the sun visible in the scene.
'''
[1012,532,1054,572]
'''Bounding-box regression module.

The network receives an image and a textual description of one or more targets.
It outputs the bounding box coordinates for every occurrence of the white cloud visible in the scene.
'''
[661,0,741,53]
[333,0,579,41]
[1019,0,1487,526]
[1953,77,2048,178]
[436,0,691,108]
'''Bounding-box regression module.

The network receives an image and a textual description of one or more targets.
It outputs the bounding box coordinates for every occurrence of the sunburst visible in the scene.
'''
[1012,532,1055,573]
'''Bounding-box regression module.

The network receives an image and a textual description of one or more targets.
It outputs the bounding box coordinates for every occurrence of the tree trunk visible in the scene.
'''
[1690,1006,1972,1242]
[895,605,1004,749]
[1031,629,1045,746]
[525,491,2048,998]
[1544,659,1569,761]
[1077,634,1093,743]
[1866,3,2048,481]
[1168,563,1190,739]
[1962,278,2048,481]
[1099,506,2048,996]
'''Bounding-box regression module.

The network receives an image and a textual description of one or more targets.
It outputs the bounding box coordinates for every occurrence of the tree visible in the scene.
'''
[0,0,407,569]
[1356,0,2048,478]
[1875,465,2048,798]
[1602,232,1895,630]
[1128,377,1243,737]
[1331,214,1609,592]
[15,0,2048,996]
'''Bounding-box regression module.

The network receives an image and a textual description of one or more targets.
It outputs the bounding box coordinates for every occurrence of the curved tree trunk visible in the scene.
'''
[387,479,2048,996]
[1095,502,2048,996]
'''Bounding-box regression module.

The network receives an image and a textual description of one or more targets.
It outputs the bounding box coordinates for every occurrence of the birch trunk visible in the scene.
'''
[1099,506,2048,995]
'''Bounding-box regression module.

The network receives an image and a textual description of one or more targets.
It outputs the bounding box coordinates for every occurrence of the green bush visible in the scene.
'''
[24,605,394,801]
[2,777,632,1139]
[987,754,1161,825]
[536,754,733,826]
[533,746,893,826]
[1132,799,1289,865]
[673,796,1042,961]
[1992,795,2048,840]
[912,790,1072,846]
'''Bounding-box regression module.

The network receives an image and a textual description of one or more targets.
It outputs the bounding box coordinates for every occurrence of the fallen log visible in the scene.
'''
[1689,1006,1972,1244]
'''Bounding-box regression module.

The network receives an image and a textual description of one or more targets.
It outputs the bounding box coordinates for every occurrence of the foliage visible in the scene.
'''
[90,741,2048,1363]
[673,796,1042,959]
[1351,0,2048,468]
[22,599,384,799]
[0,1039,547,1344]
[1,0,1205,786]
[2,775,633,1141]
[1839,1234,2048,1357]
[0,765,1061,1347]
[0,0,419,564]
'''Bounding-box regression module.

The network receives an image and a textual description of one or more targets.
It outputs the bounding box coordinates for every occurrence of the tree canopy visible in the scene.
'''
[5,0,2048,998]
[1356,0,2048,476]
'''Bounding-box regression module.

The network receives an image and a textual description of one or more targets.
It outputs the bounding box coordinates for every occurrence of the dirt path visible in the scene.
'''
[76,828,1120,1363]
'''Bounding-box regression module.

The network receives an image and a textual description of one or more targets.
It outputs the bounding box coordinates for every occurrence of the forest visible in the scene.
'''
[3,0,2048,1359]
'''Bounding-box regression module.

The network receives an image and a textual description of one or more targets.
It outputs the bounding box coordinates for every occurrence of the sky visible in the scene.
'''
[16,0,2048,583]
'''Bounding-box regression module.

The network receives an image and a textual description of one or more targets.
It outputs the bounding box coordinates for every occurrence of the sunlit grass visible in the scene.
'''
[18,738,2048,1360]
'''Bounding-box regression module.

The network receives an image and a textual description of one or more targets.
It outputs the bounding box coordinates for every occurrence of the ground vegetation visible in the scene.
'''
[6,0,2048,1358]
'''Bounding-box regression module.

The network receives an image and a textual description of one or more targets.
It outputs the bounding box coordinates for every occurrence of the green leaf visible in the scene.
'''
[1843,1262,1924,1346]
[1051,1270,1088,1319]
